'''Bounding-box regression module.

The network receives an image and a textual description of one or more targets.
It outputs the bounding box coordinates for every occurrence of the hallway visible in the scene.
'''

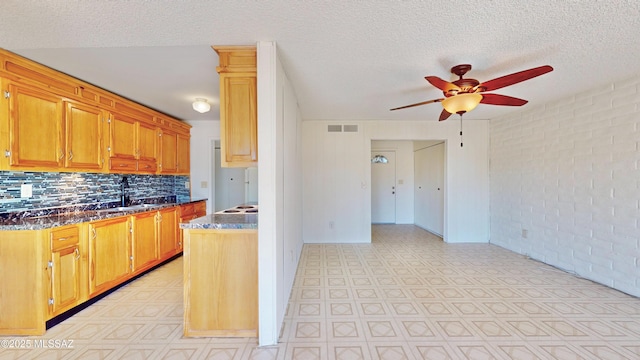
[3,225,639,359]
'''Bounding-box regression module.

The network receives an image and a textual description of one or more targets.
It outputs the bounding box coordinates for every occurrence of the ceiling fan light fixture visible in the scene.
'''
[192,98,211,113]
[442,93,482,114]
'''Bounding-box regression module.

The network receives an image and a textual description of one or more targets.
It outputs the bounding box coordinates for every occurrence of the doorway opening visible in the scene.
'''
[370,140,445,236]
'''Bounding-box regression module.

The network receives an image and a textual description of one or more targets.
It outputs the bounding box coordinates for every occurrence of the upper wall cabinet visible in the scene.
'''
[0,48,190,175]
[64,102,105,171]
[6,82,64,169]
[213,46,257,168]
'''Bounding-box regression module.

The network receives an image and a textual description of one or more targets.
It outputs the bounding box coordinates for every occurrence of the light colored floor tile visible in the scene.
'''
[3,224,640,359]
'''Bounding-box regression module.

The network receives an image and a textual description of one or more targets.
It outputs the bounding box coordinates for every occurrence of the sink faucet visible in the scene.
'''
[120,176,130,207]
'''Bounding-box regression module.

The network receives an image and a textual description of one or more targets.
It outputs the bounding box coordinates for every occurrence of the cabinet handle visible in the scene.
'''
[57,237,68,241]
[119,164,128,167]
[91,228,97,239]
[58,149,65,160]
[68,150,73,161]
[74,248,80,260]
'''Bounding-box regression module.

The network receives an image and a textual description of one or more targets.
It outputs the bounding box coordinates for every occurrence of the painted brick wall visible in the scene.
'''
[0,171,190,213]
[490,75,640,297]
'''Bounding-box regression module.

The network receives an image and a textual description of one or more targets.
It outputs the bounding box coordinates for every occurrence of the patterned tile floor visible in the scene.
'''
[2,224,640,359]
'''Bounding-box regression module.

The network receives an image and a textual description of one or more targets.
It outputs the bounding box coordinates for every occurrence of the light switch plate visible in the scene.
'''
[20,184,32,198]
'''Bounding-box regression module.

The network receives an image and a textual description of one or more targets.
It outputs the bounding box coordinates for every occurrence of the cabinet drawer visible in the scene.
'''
[51,226,79,251]
[109,157,138,172]
[137,159,157,174]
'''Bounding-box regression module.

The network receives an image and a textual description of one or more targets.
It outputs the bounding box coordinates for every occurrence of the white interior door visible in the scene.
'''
[371,151,396,224]
[414,143,444,235]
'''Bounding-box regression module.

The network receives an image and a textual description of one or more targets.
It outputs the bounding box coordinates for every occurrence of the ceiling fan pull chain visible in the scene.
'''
[459,114,463,147]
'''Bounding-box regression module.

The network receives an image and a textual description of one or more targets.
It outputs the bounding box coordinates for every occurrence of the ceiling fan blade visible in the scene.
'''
[479,65,553,92]
[390,98,443,111]
[425,76,461,93]
[480,93,528,106]
[439,109,452,121]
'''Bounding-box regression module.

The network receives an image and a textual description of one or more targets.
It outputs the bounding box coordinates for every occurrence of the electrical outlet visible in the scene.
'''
[20,184,32,198]
[522,229,528,238]
[184,181,190,189]
[200,181,208,188]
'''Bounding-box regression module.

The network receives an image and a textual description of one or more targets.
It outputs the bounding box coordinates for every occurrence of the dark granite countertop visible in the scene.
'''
[180,213,258,230]
[0,197,208,231]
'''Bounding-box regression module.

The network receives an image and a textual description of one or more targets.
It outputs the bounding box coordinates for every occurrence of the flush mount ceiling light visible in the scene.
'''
[441,93,483,115]
[192,98,211,113]
[371,154,388,164]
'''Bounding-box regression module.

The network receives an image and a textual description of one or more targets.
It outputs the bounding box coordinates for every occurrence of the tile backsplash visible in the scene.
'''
[0,171,190,213]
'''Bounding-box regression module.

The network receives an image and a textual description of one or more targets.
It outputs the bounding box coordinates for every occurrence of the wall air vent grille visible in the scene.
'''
[327,125,342,132]
[343,125,358,132]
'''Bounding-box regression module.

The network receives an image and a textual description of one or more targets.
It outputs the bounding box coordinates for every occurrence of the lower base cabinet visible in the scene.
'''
[0,230,47,335]
[49,225,82,317]
[183,228,258,337]
[88,217,131,298]
[0,201,205,335]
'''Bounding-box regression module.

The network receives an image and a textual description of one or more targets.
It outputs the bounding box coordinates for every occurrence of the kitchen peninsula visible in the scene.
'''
[180,209,258,337]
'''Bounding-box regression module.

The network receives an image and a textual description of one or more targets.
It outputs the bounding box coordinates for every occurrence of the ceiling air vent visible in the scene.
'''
[343,125,358,132]
[327,125,342,132]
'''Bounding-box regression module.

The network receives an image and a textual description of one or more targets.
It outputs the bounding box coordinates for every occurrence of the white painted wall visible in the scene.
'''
[490,75,640,297]
[302,120,489,244]
[371,141,415,224]
[257,42,304,346]
[185,119,220,214]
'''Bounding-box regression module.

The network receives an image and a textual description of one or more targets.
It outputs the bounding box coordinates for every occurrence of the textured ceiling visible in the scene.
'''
[2,1,640,122]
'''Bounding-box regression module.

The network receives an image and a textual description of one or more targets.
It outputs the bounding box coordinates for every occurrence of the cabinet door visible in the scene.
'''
[50,245,80,316]
[109,113,137,160]
[65,102,104,170]
[219,73,257,167]
[8,83,64,168]
[131,211,158,273]
[158,207,178,259]
[176,133,190,174]
[159,129,177,173]
[88,217,130,297]
[49,226,81,316]
[138,122,158,162]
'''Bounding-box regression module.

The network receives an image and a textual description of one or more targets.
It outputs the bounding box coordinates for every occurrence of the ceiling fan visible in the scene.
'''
[390,64,554,121]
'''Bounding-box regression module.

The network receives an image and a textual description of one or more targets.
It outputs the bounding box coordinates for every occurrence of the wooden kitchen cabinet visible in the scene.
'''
[177,132,190,174]
[137,121,159,173]
[88,216,131,298]
[64,101,105,171]
[178,200,206,251]
[158,207,179,259]
[108,112,159,174]
[1,49,191,175]
[0,203,192,335]
[159,128,178,173]
[0,230,48,335]
[213,46,258,168]
[183,228,258,337]
[131,211,158,274]
[6,82,64,168]
[48,225,82,317]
